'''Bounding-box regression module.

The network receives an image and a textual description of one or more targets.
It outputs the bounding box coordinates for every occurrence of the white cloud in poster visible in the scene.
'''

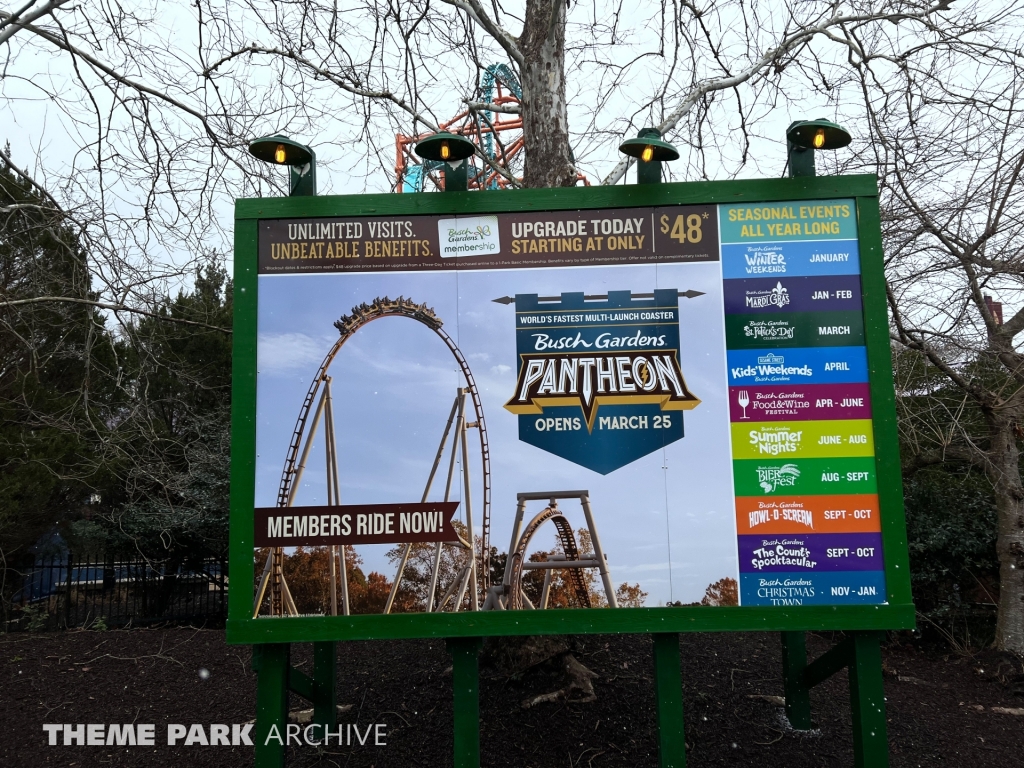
[257,332,331,374]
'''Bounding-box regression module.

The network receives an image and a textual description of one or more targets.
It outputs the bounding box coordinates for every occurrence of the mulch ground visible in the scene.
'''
[1,627,1022,767]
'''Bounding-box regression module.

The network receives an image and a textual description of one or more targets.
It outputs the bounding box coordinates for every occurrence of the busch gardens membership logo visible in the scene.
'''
[502,289,700,474]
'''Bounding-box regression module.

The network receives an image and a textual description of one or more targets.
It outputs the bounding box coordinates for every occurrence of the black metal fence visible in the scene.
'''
[4,553,227,631]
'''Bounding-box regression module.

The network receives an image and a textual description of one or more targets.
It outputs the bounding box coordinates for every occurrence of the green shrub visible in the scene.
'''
[903,468,999,648]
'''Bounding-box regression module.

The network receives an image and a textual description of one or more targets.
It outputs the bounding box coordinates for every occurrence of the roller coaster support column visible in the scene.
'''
[580,493,617,608]
[446,637,483,768]
[652,633,687,768]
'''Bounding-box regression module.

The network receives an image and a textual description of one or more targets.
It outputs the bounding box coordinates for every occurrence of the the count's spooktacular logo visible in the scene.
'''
[502,289,701,474]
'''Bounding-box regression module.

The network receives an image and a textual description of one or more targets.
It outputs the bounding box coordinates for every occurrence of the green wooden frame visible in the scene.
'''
[228,173,914,646]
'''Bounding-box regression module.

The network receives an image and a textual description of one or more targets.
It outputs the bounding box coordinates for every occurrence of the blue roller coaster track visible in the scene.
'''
[401,64,521,193]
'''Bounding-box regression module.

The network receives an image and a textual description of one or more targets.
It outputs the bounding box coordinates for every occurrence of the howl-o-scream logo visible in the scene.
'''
[502,289,701,474]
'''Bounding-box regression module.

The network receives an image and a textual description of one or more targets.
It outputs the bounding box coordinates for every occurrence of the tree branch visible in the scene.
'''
[0,11,221,144]
[0,297,231,334]
[602,3,949,185]
[463,100,521,114]
[0,0,72,46]
[438,0,524,67]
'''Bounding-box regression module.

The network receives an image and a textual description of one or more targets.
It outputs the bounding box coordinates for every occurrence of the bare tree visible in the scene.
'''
[5,1,1024,644]
[855,66,1024,651]
[2,1,980,270]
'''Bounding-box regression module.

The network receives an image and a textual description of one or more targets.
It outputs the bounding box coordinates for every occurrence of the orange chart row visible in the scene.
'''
[735,494,881,535]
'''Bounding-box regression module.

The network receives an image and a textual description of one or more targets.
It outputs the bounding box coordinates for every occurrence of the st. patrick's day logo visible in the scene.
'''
[501,289,701,474]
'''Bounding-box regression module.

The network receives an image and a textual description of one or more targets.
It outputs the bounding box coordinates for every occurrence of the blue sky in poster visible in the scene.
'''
[255,261,738,606]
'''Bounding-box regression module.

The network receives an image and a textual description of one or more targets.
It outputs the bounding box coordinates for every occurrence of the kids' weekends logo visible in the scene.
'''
[756,463,800,493]
[503,289,701,474]
[731,352,812,382]
[437,215,500,257]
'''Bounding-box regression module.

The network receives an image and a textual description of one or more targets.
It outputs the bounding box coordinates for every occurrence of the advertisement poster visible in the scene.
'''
[253,199,885,610]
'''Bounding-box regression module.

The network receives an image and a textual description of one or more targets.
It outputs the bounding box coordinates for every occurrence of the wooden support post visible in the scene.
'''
[803,636,854,689]
[652,633,687,768]
[313,641,337,733]
[781,631,812,730]
[446,637,483,768]
[254,643,289,768]
[849,632,889,768]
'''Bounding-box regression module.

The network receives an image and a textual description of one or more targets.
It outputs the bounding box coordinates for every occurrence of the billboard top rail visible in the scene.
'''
[229,172,912,644]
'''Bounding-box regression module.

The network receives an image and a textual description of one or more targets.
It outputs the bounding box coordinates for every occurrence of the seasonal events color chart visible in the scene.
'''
[720,200,887,607]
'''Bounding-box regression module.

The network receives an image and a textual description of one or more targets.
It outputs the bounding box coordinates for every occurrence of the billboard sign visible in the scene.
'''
[228,176,913,643]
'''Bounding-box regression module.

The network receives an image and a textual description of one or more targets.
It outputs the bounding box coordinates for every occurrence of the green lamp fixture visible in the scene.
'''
[414,131,477,192]
[618,128,679,185]
[248,134,317,196]
[785,119,852,178]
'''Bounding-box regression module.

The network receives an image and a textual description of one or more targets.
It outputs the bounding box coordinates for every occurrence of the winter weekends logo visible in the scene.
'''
[741,245,787,274]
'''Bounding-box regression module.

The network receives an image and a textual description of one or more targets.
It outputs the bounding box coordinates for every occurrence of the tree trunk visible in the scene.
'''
[519,0,575,189]
[987,421,1024,652]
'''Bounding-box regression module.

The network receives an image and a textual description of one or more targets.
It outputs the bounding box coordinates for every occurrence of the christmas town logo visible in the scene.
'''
[504,347,700,431]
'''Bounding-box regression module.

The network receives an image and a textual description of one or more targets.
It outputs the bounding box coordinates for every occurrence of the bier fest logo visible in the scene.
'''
[501,289,701,474]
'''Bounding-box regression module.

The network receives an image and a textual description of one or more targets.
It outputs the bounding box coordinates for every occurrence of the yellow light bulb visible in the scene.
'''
[813,129,826,149]
[641,145,654,163]
[440,141,450,160]
[274,144,286,163]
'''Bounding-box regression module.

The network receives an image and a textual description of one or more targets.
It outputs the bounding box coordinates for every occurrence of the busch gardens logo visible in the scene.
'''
[501,289,701,474]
